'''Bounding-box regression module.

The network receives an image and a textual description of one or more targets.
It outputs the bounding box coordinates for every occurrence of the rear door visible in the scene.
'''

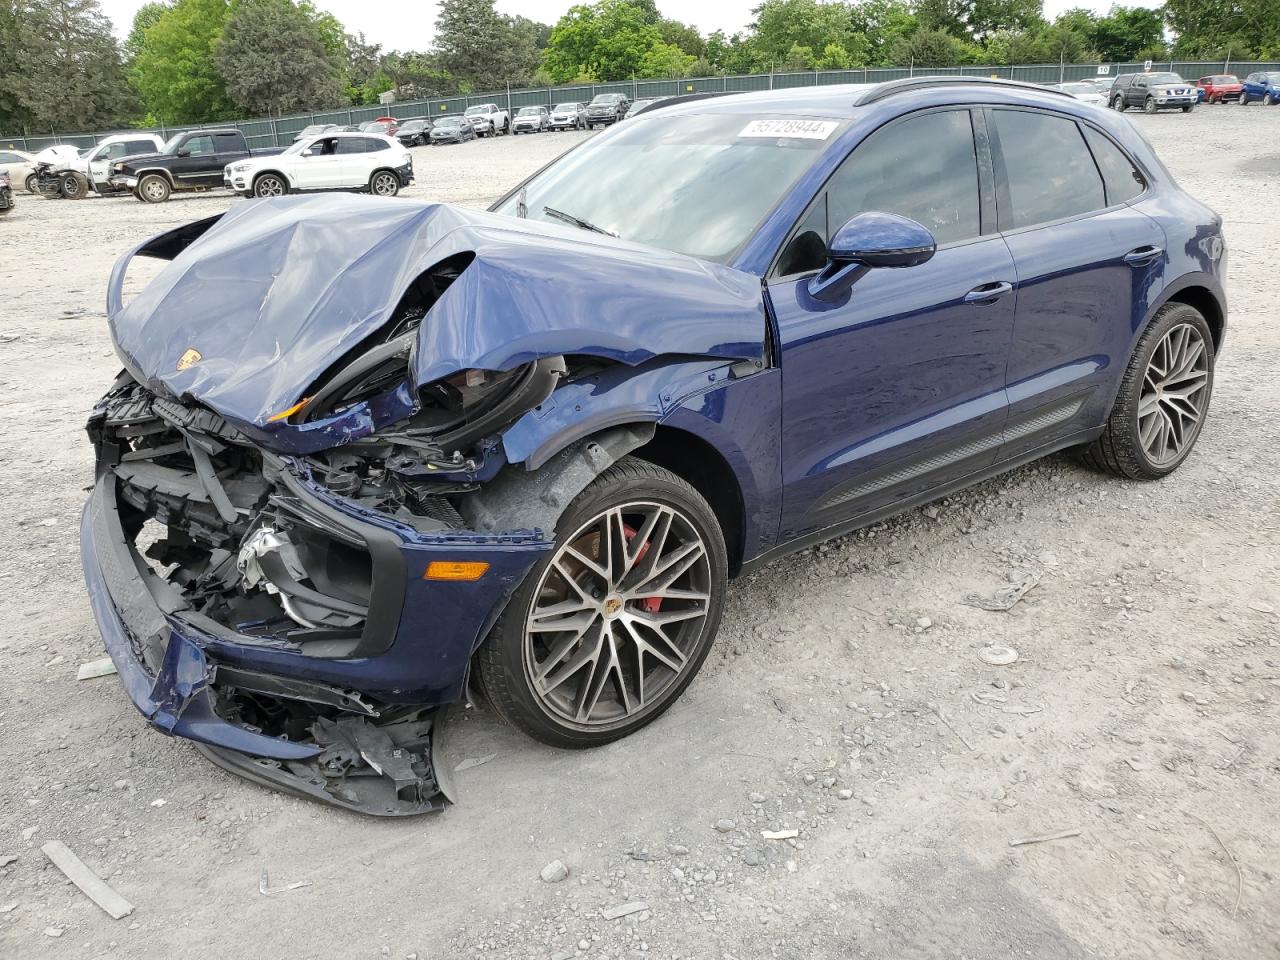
[211,132,249,183]
[988,107,1165,458]
[336,137,382,188]
[768,107,1017,541]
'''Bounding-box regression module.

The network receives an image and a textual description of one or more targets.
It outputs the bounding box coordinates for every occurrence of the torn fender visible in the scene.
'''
[106,195,767,447]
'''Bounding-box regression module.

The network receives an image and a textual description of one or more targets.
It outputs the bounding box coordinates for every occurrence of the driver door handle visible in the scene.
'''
[1124,245,1163,266]
[964,281,1014,305]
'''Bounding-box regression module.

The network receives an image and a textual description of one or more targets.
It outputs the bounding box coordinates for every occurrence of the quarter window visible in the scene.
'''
[1081,126,1144,204]
[826,109,982,247]
[991,110,1105,229]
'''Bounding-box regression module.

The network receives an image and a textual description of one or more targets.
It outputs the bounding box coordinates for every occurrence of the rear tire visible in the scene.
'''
[137,173,170,203]
[1111,96,1126,111]
[23,173,37,194]
[1077,303,1214,480]
[475,456,728,749]
[369,170,399,196]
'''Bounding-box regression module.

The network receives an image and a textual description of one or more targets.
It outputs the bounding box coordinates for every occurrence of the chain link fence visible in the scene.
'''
[4,59,1276,153]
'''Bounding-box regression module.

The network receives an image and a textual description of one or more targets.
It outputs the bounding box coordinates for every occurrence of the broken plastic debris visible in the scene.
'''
[964,573,1041,611]
[601,901,649,920]
[978,645,1019,666]
[761,829,799,840]
[77,657,118,681]
[41,840,134,920]
[258,867,312,896]
[454,753,497,773]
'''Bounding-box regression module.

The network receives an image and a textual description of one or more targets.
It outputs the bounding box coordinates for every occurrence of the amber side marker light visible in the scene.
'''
[267,397,311,423]
[424,561,490,582]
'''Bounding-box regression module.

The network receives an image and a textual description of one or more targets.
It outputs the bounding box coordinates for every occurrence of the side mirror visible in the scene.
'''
[176,148,190,158]
[301,148,314,157]
[808,212,936,303]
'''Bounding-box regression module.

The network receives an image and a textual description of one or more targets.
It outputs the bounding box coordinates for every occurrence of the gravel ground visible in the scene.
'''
[1,110,1277,960]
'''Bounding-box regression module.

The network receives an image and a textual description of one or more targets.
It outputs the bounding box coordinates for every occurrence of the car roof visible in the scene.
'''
[646,77,1079,121]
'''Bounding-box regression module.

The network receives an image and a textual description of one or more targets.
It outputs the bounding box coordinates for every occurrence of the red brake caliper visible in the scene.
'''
[623,524,662,613]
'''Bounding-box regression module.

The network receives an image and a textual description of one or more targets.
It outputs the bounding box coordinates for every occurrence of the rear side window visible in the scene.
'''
[991,110,1104,229]
[1081,126,1145,204]
[127,140,154,153]
[826,109,982,247]
[214,133,242,152]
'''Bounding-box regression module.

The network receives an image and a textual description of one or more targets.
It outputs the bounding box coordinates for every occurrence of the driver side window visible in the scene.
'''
[776,109,982,276]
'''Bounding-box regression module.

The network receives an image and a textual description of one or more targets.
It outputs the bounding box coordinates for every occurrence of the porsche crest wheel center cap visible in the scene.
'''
[602,596,624,618]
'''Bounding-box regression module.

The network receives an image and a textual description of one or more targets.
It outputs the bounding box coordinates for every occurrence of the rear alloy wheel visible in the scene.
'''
[253,174,287,198]
[369,170,399,196]
[476,457,727,748]
[1112,96,1126,111]
[24,173,37,194]
[1078,303,1214,480]
[1144,96,1158,113]
[137,173,170,203]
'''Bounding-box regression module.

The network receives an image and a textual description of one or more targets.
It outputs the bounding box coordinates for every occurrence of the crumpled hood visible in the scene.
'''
[106,194,765,445]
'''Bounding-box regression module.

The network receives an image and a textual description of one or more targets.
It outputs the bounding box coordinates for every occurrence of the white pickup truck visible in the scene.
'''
[33,133,164,199]
[463,103,509,137]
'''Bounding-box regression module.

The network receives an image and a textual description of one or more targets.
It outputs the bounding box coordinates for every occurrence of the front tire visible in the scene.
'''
[475,457,728,749]
[1078,303,1214,480]
[60,172,88,199]
[24,173,37,194]
[1182,102,1195,112]
[136,173,170,203]
[252,173,287,198]
[1240,92,1249,105]
[1144,96,1158,114]
[1265,93,1276,105]
[1112,96,1126,111]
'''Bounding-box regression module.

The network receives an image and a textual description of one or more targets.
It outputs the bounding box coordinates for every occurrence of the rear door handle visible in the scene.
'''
[1124,245,1163,266]
[964,281,1014,305]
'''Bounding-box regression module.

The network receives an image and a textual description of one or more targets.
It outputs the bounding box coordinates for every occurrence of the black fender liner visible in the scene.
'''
[460,423,656,535]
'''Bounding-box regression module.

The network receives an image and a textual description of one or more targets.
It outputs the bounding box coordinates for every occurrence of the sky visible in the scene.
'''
[99,0,1160,52]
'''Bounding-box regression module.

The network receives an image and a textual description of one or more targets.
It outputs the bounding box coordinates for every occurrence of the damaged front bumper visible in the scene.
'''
[81,386,551,815]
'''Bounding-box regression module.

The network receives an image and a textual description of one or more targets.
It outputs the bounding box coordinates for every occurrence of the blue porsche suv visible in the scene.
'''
[83,78,1224,814]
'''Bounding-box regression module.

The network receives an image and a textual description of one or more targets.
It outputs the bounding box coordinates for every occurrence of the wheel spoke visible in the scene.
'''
[539,631,602,694]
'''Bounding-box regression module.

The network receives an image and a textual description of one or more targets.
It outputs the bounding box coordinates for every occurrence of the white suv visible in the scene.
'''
[224,132,413,199]
[463,103,509,137]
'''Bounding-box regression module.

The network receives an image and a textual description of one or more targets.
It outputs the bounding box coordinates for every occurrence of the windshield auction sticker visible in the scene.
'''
[738,119,839,140]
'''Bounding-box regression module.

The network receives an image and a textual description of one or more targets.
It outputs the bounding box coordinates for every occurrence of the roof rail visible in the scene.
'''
[853,75,1077,106]
[632,91,742,117]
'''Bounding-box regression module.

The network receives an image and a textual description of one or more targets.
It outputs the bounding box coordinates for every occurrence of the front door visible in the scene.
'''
[172,133,217,187]
[985,107,1166,459]
[768,108,1017,543]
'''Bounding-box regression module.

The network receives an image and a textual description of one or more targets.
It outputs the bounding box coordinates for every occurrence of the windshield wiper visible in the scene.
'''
[542,205,617,237]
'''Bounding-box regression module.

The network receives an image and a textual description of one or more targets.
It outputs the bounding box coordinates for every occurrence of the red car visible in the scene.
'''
[359,116,401,136]
[1196,75,1243,103]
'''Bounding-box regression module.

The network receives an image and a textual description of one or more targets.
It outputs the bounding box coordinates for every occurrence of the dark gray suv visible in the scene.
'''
[1110,72,1197,113]
[585,93,630,127]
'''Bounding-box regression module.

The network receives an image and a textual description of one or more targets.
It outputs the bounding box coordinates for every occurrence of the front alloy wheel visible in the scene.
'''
[1144,96,1158,113]
[476,458,727,748]
[253,174,286,198]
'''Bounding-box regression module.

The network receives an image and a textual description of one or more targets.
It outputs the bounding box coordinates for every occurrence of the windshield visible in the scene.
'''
[282,138,312,155]
[518,107,541,116]
[401,121,425,131]
[493,113,841,263]
[1266,73,1280,82]
[464,106,487,116]
[1211,76,1237,83]
[437,117,462,127]
[161,133,185,153]
[553,103,577,112]
[300,125,325,135]
[591,95,620,104]
[1147,73,1184,84]
[1060,83,1095,94]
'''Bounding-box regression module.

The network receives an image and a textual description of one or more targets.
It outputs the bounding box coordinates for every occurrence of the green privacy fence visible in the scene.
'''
[4,59,1276,153]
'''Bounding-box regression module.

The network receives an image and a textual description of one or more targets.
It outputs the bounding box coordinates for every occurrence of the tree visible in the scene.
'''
[122,1,167,64]
[131,0,234,123]
[638,41,693,77]
[0,0,135,133]
[542,0,668,83]
[888,26,980,65]
[1091,5,1164,61]
[657,18,704,58]
[435,0,541,89]
[380,50,453,99]
[745,0,867,70]
[216,0,346,115]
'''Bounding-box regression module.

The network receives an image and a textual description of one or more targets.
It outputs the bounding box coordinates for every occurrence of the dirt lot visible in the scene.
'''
[1,109,1277,960]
